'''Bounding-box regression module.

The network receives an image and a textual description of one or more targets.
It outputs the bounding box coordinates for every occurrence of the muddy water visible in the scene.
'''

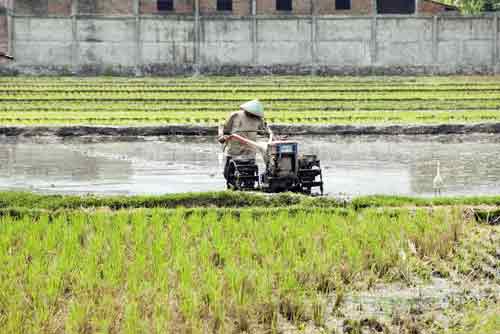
[1,134,500,196]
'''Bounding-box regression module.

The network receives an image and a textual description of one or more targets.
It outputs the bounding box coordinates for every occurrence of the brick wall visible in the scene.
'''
[324,0,372,15]
[15,0,47,15]
[419,0,457,15]
[79,0,133,15]
[350,0,372,14]
[0,0,13,10]
[141,0,193,14]
[258,0,372,15]
[13,0,70,15]
[143,0,371,16]
[48,0,71,15]
[199,0,214,14]
[199,0,250,16]
[6,0,457,17]
[257,0,310,15]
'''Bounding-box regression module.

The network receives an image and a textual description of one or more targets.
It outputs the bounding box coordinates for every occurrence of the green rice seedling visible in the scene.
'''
[0,203,492,332]
[2,76,500,126]
[2,191,500,215]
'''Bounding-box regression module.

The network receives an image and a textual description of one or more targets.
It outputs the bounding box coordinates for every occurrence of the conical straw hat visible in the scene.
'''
[240,99,264,118]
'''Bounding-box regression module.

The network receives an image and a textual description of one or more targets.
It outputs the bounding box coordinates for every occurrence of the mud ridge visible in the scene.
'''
[2,123,500,137]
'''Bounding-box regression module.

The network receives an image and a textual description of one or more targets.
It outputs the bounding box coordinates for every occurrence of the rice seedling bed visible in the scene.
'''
[5,85,500,93]
[1,76,500,126]
[0,201,497,333]
[0,191,498,332]
[1,110,499,125]
[3,100,500,112]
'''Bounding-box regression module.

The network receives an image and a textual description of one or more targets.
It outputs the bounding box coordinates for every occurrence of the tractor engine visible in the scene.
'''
[262,141,299,193]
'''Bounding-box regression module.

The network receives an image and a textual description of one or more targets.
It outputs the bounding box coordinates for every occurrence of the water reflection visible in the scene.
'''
[0,134,499,196]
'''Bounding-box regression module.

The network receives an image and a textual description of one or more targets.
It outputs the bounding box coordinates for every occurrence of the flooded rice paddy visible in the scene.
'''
[1,134,500,196]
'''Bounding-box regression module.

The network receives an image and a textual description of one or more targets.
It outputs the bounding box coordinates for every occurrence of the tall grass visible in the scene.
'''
[0,207,466,333]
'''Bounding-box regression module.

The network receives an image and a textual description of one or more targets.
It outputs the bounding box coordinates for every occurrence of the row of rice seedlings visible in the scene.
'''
[3,90,500,100]
[0,207,465,332]
[4,191,500,210]
[4,107,499,116]
[5,85,500,93]
[1,110,499,125]
[3,100,500,113]
[4,96,500,104]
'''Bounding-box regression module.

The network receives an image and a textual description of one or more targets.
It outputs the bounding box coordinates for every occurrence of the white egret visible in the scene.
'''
[433,161,444,196]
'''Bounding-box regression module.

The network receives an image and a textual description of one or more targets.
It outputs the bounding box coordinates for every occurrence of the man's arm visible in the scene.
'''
[223,113,237,135]
[219,112,237,143]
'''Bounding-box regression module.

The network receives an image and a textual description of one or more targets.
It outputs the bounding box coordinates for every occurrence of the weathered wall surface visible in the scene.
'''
[316,18,372,66]
[141,18,194,67]
[78,18,137,68]
[376,18,433,66]
[0,14,7,58]
[257,18,312,65]
[200,18,251,65]
[437,19,494,68]
[14,17,72,66]
[2,15,500,75]
[0,0,10,65]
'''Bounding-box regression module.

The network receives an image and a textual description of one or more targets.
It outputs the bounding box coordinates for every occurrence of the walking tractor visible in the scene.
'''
[221,131,324,195]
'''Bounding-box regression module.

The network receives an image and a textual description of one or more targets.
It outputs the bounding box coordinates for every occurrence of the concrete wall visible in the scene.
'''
[78,18,137,69]
[257,18,312,65]
[200,18,251,65]
[14,17,72,65]
[3,15,500,75]
[0,1,10,65]
[0,14,7,56]
[316,17,372,66]
[141,17,194,66]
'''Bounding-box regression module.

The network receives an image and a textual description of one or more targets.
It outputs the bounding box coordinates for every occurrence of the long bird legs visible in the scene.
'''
[433,160,444,196]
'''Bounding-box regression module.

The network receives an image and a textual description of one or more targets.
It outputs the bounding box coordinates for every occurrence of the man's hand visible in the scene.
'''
[218,135,228,144]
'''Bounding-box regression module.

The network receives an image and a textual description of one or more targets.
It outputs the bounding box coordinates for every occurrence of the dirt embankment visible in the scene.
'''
[1,123,500,137]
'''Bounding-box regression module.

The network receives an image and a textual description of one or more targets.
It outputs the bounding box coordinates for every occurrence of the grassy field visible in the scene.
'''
[2,191,500,211]
[0,191,498,333]
[1,76,500,126]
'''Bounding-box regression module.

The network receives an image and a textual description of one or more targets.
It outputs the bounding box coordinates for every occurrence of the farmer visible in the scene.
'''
[218,99,272,180]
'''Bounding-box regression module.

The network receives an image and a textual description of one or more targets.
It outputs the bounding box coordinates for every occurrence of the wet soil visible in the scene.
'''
[278,222,500,334]
[278,278,500,334]
[1,123,500,137]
